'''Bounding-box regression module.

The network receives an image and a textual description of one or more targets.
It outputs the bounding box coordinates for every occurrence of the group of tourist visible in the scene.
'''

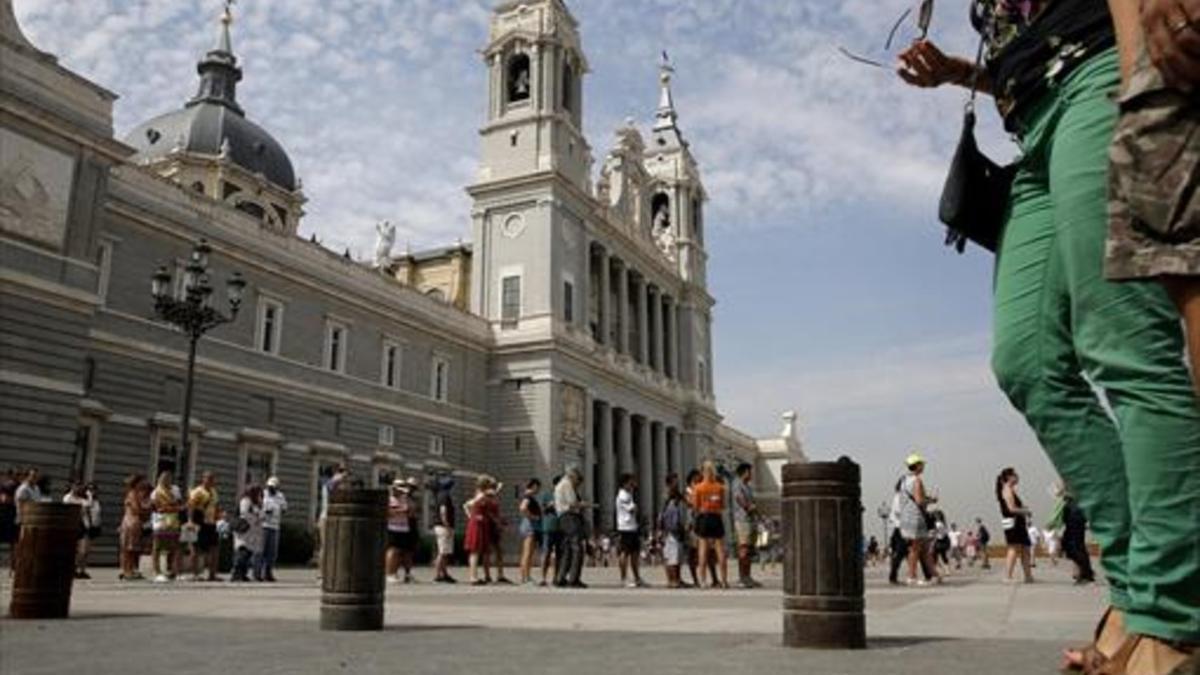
[454,460,766,590]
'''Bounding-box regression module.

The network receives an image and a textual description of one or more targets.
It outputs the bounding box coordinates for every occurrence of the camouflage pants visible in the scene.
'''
[1106,48,1200,279]
[992,49,1200,642]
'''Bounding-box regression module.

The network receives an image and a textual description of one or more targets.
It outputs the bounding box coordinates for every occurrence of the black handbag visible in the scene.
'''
[938,39,1016,254]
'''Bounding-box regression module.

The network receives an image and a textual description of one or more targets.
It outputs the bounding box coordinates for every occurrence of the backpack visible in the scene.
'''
[660,500,684,538]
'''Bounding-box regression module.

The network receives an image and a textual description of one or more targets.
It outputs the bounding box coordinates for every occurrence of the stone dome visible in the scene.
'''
[123,6,296,192]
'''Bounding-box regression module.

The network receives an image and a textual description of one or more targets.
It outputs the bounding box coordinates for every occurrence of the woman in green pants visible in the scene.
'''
[898,1,1199,673]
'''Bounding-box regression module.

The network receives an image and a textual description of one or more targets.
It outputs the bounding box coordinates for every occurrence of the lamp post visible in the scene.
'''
[151,239,246,488]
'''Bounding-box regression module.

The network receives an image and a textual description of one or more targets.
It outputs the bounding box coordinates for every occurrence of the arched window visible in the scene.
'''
[507,53,531,104]
[236,201,265,220]
[191,181,205,194]
[425,288,447,303]
[562,62,574,111]
[651,192,671,233]
[691,196,703,242]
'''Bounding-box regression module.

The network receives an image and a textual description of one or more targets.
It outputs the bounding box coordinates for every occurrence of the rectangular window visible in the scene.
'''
[96,241,113,307]
[240,447,275,495]
[156,435,181,478]
[378,425,395,447]
[501,275,521,327]
[312,460,340,523]
[325,322,348,373]
[257,298,283,355]
[429,435,445,457]
[375,466,398,489]
[70,424,95,482]
[381,341,401,389]
[431,356,450,403]
[563,280,575,324]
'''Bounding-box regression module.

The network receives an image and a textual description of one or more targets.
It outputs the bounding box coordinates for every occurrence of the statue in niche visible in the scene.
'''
[651,193,676,260]
[652,199,670,235]
[374,220,395,269]
[656,222,677,262]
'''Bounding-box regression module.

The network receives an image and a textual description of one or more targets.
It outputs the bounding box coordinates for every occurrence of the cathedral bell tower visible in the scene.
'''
[476,0,592,192]
[644,56,708,289]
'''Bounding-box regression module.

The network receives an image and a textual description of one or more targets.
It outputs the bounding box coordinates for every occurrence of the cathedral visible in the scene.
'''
[0,0,803,555]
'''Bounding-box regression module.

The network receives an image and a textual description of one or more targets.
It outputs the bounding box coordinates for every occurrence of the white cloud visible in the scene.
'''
[13,0,1016,252]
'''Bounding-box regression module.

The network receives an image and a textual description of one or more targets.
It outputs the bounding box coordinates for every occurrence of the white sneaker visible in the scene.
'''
[153,574,169,583]
[625,581,639,589]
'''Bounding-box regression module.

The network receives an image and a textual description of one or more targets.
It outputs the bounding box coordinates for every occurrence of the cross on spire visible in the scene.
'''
[654,50,678,132]
[217,0,235,54]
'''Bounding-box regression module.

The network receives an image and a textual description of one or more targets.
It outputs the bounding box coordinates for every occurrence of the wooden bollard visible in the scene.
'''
[781,458,866,649]
[9,503,81,619]
[320,488,387,631]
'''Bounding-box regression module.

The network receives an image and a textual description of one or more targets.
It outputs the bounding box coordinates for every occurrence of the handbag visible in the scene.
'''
[939,38,1017,254]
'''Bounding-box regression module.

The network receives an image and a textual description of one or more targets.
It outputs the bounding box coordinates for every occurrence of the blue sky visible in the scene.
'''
[15,0,1060,528]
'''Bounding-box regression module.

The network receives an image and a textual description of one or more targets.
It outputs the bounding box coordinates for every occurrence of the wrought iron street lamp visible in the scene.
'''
[151,239,246,487]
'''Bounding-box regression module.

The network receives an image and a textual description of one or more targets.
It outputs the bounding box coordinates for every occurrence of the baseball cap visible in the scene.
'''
[266,477,280,488]
[905,453,925,468]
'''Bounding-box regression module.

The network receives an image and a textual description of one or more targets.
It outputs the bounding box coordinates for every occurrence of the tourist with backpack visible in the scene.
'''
[659,473,688,589]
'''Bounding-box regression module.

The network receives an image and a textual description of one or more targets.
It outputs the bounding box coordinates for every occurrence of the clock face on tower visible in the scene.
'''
[501,213,526,239]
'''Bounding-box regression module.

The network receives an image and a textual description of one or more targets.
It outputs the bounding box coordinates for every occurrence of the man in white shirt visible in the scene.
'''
[615,473,646,588]
[257,476,287,582]
[553,467,588,588]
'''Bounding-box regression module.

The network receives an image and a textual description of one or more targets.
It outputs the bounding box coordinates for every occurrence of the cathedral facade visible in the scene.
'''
[0,0,801,555]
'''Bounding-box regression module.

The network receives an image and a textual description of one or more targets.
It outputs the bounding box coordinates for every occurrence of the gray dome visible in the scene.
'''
[123,7,296,192]
[125,104,296,192]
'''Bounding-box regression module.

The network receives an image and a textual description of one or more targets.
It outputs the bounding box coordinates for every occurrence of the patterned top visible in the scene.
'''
[974,0,1051,58]
[971,0,1114,129]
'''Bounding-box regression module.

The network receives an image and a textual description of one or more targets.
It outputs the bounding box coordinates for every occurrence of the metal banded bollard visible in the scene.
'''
[9,503,81,619]
[320,488,388,631]
[782,458,865,649]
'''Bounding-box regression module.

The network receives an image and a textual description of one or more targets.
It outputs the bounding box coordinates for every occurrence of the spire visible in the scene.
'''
[654,50,677,132]
[188,0,244,115]
[216,0,234,53]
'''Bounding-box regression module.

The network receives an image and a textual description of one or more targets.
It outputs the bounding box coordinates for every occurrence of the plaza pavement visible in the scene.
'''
[0,561,1106,674]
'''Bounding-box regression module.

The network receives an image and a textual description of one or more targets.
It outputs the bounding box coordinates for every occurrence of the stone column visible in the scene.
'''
[583,395,596,527]
[669,302,681,381]
[638,277,650,365]
[636,416,653,520]
[582,243,593,337]
[617,408,633,477]
[597,401,614,528]
[652,422,667,516]
[598,248,610,346]
[617,263,630,355]
[667,427,682,477]
[653,291,666,374]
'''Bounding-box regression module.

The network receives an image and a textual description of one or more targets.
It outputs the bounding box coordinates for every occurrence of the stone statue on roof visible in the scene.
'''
[374,220,396,269]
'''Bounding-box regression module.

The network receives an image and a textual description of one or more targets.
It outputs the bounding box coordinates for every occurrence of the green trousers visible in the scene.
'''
[992,49,1200,642]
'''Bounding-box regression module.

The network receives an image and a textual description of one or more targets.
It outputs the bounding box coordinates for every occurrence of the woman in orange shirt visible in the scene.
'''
[690,461,729,589]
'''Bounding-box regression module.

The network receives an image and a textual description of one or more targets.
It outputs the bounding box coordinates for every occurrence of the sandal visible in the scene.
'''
[1062,607,1124,673]
[1123,636,1198,675]
[1088,634,1197,675]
